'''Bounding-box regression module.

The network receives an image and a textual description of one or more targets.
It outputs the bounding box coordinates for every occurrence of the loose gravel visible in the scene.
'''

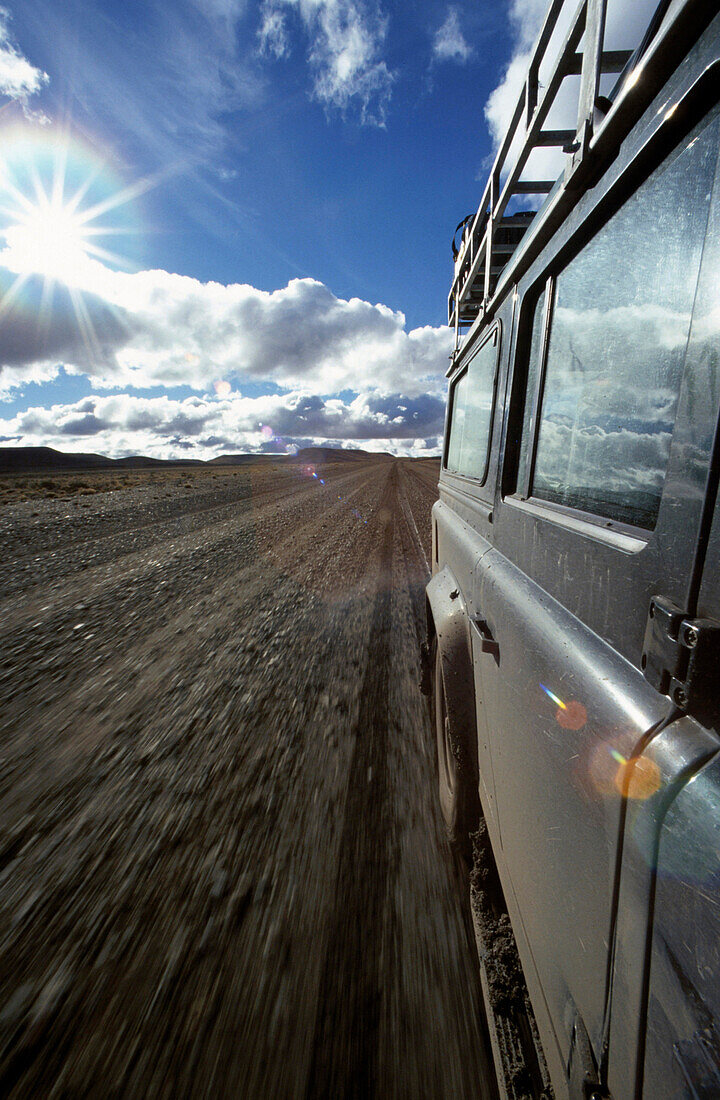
[0,458,495,1099]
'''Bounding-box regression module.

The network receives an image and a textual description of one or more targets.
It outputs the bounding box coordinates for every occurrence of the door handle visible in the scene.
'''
[472,617,499,659]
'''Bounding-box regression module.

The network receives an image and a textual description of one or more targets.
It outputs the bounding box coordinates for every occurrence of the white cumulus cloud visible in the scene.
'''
[0,389,445,458]
[0,249,452,400]
[433,8,473,65]
[258,7,290,57]
[258,0,394,124]
[0,7,49,116]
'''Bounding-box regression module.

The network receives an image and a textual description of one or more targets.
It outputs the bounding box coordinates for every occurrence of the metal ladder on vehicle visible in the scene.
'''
[448,0,712,356]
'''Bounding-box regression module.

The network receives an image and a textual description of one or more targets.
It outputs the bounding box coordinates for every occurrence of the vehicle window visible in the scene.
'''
[523,111,720,529]
[445,331,497,480]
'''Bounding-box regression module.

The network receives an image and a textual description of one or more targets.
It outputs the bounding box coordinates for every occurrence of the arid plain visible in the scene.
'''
[0,456,496,1098]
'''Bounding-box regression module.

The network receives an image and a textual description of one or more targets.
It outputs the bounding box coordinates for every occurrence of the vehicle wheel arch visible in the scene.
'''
[425,567,481,840]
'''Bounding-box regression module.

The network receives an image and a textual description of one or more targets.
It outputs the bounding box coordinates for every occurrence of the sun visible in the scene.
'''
[0,130,154,357]
[0,136,143,289]
[4,195,93,283]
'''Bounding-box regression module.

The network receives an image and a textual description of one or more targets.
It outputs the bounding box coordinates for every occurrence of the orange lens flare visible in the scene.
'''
[615,754,661,801]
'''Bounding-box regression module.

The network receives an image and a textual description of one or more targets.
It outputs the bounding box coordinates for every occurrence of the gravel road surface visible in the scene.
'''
[0,457,496,1099]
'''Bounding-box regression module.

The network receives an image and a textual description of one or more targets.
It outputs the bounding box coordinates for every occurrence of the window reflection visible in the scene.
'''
[445,332,497,480]
[530,113,720,528]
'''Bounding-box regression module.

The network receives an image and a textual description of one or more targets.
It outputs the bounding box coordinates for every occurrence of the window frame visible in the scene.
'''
[442,321,501,486]
[515,277,554,503]
[507,98,720,538]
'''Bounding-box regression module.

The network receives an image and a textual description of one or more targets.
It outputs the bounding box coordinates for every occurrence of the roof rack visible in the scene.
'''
[448,0,711,356]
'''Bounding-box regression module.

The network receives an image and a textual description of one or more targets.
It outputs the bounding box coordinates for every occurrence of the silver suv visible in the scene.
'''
[425,1,720,1097]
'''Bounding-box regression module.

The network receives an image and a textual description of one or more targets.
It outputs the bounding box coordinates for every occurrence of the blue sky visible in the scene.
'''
[0,0,539,458]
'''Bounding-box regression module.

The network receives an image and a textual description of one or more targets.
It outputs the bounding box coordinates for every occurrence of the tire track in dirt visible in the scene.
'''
[395,464,431,657]
[305,468,397,1099]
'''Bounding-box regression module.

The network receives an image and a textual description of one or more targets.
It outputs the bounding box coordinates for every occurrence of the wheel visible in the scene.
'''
[431,638,479,863]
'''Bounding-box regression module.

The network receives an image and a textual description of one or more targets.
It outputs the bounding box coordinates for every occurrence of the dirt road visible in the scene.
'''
[0,457,496,1098]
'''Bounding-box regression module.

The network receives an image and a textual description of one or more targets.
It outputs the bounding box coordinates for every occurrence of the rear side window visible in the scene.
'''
[518,110,720,529]
[445,328,498,480]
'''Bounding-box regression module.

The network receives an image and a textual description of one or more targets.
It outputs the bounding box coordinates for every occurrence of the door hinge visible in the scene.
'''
[567,1014,609,1099]
[642,596,720,722]
[471,617,500,659]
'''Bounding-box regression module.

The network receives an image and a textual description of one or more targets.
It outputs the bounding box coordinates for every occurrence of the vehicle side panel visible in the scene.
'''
[473,547,671,1070]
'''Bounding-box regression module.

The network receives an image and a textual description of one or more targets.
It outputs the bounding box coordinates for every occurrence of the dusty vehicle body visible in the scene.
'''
[426,1,720,1097]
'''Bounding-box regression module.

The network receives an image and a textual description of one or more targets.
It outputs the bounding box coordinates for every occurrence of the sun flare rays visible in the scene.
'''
[0,131,149,364]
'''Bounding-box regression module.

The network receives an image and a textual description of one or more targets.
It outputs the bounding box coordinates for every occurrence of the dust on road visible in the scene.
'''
[0,457,496,1098]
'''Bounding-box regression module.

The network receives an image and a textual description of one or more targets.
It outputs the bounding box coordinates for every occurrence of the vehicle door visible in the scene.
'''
[471,99,720,1092]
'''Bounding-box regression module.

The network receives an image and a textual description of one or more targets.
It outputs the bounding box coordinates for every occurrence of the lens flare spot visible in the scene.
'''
[615,754,661,801]
[260,424,274,440]
[213,379,231,396]
[557,700,587,731]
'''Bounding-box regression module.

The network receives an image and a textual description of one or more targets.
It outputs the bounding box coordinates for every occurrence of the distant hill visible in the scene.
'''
[0,447,114,471]
[0,443,395,473]
[0,446,205,472]
[207,453,286,466]
[115,455,204,468]
[293,446,393,464]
